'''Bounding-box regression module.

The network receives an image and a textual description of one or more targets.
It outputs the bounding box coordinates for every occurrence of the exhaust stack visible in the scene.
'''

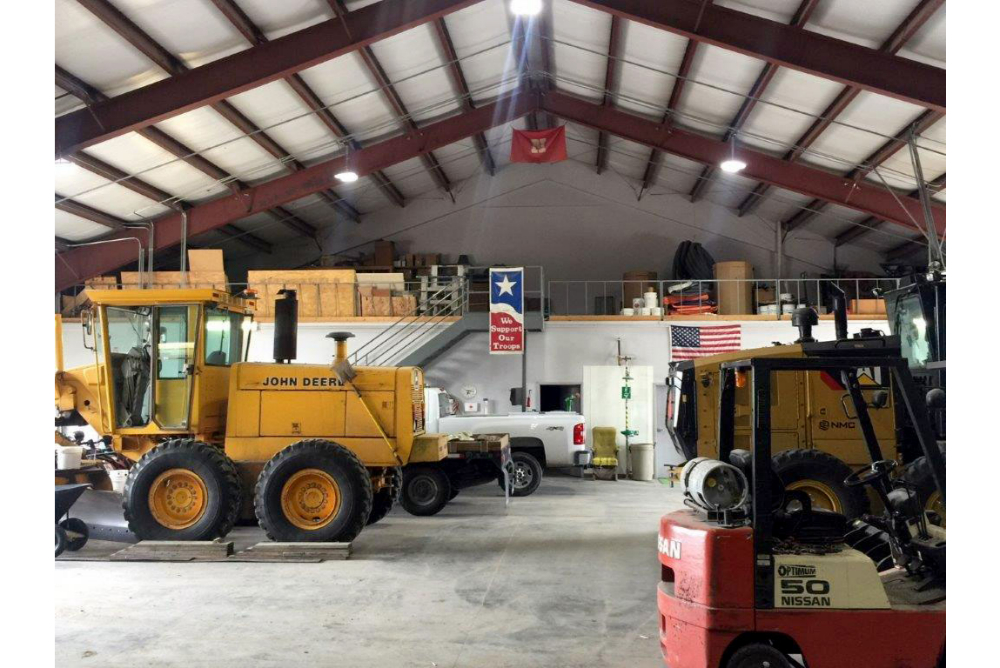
[830,285,848,340]
[273,289,298,364]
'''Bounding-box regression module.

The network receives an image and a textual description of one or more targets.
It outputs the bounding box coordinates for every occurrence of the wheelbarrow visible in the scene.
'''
[55,484,91,557]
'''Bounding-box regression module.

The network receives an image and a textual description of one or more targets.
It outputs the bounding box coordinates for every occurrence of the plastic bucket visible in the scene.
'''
[56,446,85,470]
[629,443,655,481]
[108,469,129,494]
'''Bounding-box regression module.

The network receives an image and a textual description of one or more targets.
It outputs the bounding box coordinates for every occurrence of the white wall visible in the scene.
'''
[61,316,888,411]
[225,160,887,283]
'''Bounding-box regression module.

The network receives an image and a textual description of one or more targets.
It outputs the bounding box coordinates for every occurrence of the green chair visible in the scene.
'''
[591,427,619,481]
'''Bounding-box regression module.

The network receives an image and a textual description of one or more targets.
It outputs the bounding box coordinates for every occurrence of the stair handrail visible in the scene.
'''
[360,285,468,367]
[349,277,467,366]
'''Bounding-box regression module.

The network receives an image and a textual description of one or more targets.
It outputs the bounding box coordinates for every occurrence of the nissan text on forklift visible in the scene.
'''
[657,306,945,667]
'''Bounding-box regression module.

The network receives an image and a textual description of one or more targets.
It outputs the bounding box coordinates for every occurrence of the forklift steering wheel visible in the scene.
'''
[844,459,898,488]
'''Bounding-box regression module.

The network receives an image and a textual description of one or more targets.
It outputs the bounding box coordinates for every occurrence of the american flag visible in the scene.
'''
[671,325,742,360]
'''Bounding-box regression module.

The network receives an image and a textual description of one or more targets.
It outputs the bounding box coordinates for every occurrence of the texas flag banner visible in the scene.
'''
[510,126,568,163]
[489,267,525,355]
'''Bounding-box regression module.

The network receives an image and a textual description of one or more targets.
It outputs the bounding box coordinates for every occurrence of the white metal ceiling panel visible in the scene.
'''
[75,132,229,204]
[239,0,330,39]
[714,0,806,23]
[298,54,401,144]
[56,163,171,221]
[225,80,335,163]
[114,0,244,69]
[441,0,516,102]
[739,68,846,157]
[806,0,914,49]
[551,0,612,102]
[864,116,946,192]
[896,5,946,68]
[801,91,926,176]
[675,44,766,137]
[55,209,116,241]
[368,23,462,123]
[615,20,690,119]
[55,0,167,97]
[155,107,286,184]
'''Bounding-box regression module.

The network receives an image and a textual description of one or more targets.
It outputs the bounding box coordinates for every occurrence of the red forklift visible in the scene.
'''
[657,338,946,667]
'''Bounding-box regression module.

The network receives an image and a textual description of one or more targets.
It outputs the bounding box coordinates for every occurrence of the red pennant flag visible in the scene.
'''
[510,126,568,163]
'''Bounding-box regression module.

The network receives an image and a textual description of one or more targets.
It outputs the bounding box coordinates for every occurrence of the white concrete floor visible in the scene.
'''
[55,473,684,668]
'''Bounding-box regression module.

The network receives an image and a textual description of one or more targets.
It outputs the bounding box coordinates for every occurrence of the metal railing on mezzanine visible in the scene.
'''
[545,277,904,318]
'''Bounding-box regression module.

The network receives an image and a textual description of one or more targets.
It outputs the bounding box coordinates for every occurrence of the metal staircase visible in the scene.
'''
[349,278,470,368]
[348,271,545,369]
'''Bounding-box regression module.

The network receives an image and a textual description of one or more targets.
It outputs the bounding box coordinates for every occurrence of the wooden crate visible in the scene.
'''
[120,271,229,290]
[248,269,356,318]
[850,298,886,315]
[713,261,754,315]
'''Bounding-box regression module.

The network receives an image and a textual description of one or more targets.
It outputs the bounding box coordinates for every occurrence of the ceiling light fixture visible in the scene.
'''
[720,159,746,174]
[510,0,543,17]
[719,137,746,174]
[335,142,359,183]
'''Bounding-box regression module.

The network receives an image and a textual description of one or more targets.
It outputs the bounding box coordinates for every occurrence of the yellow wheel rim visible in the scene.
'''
[281,469,341,531]
[787,480,842,513]
[926,490,945,527]
[148,469,208,530]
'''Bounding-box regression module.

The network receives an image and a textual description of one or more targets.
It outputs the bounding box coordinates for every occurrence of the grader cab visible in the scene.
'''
[55,288,451,543]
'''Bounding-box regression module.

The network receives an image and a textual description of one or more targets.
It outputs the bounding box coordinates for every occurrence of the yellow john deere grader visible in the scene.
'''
[55,287,454,543]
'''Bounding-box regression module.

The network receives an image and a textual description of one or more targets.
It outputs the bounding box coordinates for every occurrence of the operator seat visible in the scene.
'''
[728,449,848,543]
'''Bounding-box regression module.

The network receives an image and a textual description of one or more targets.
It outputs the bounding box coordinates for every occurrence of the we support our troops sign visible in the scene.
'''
[489,267,524,354]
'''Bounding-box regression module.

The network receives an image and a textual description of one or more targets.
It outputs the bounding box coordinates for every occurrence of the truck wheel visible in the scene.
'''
[772,449,868,518]
[498,451,543,497]
[400,466,451,516]
[367,467,402,526]
[899,445,946,526]
[123,439,242,541]
[59,517,90,551]
[448,488,460,501]
[726,643,794,668]
[255,439,372,543]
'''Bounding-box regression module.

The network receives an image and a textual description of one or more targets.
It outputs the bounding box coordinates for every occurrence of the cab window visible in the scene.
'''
[204,307,246,366]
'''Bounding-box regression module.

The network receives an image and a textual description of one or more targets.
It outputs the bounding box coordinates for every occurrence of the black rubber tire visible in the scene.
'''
[772,449,869,518]
[400,466,451,516]
[498,451,543,497]
[55,526,67,558]
[367,467,402,526]
[255,439,372,543]
[123,439,242,541]
[899,444,945,523]
[60,517,90,552]
[726,643,794,668]
[448,487,460,501]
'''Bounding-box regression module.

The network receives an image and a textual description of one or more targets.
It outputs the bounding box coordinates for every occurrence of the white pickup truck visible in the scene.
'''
[424,387,587,496]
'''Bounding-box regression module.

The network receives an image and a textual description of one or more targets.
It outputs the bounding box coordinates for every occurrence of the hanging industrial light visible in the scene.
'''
[510,0,543,17]
[335,142,359,183]
[719,136,746,174]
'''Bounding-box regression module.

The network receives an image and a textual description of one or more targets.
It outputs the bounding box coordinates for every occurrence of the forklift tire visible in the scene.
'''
[498,451,543,497]
[55,526,67,557]
[448,488,460,501]
[256,439,372,543]
[772,449,869,518]
[367,467,402,526]
[123,439,242,541]
[400,466,451,516]
[899,445,946,526]
[726,643,794,668]
[59,518,90,552]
